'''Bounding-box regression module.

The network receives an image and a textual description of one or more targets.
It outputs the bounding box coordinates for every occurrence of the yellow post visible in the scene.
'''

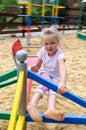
[56,7,58,17]
[27,3,31,15]
[42,4,45,16]
[54,5,65,17]
[15,116,25,130]
[8,71,24,130]
[52,6,54,17]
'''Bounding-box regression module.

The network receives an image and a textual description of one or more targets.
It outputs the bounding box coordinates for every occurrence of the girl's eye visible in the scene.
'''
[44,42,55,45]
[44,43,48,45]
[51,42,55,45]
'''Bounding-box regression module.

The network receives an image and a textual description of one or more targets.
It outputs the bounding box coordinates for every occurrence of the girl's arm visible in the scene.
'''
[58,59,67,94]
[30,58,42,71]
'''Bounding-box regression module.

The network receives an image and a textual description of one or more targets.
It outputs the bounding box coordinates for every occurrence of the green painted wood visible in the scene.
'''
[0,112,11,120]
[78,2,83,31]
[0,78,17,88]
[0,68,17,83]
[0,112,18,120]
[77,32,86,40]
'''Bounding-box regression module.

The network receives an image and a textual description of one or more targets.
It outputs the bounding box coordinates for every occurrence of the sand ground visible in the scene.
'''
[0,32,86,130]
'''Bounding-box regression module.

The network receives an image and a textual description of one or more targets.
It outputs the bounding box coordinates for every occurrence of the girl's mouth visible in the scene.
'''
[48,49,53,51]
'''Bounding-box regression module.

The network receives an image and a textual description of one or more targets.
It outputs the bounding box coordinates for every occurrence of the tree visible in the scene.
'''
[0,0,2,4]
[1,0,17,5]
[58,0,67,16]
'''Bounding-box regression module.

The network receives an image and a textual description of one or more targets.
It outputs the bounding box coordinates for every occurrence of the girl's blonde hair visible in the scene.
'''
[41,27,60,42]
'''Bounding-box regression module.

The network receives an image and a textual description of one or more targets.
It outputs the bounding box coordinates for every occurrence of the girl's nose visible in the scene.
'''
[48,44,51,48]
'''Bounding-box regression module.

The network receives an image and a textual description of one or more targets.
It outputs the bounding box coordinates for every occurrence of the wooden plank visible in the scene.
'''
[0,79,17,88]
[0,22,24,26]
[0,112,10,120]
[0,68,17,82]
[0,13,17,16]
[0,29,40,34]
[26,113,86,125]
[8,71,24,130]
[15,116,25,130]
[28,70,86,108]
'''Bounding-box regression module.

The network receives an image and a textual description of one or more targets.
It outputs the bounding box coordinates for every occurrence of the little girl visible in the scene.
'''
[27,27,67,124]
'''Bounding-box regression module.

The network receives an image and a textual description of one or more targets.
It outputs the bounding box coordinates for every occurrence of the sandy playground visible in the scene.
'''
[0,32,86,130]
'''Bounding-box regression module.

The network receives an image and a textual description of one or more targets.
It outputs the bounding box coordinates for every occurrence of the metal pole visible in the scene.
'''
[22,5,26,37]
[16,50,27,130]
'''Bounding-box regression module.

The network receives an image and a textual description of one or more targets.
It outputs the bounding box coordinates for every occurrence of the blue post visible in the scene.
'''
[42,16,45,27]
[27,16,31,27]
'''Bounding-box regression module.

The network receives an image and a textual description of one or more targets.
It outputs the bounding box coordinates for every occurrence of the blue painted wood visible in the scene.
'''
[27,16,31,26]
[28,70,86,108]
[18,15,63,19]
[26,112,86,124]
[42,16,45,27]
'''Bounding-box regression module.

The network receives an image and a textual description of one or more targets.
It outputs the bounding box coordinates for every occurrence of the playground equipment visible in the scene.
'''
[11,39,38,103]
[17,0,65,46]
[0,68,17,88]
[77,0,86,40]
[17,0,65,27]
[0,39,86,130]
[0,39,37,124]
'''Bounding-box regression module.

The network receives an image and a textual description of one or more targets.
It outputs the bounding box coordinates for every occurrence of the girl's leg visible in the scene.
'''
[27,72,51,123]
[44,94,65,121]
[27,92,43,124]
[44,77,65,121]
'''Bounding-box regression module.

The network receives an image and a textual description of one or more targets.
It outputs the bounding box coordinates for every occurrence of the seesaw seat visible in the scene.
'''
[11,39,38,102]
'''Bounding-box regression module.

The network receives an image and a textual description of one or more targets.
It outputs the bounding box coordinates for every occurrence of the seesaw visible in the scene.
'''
[7,50,86,130]
[1,39,86,130]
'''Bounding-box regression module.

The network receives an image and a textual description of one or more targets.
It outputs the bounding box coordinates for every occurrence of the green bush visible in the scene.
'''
[1,0,17,5]
[58,0,67,16]
[0,6,5,13]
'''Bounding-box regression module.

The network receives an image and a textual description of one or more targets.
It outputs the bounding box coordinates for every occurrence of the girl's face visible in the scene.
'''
[43,35,59,56]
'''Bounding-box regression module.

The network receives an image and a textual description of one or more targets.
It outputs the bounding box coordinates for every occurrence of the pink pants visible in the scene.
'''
[35,72,59,96]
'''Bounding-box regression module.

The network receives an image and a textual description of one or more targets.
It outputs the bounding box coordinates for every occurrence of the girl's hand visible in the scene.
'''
[28,66,31,70]
[58,83,67,94]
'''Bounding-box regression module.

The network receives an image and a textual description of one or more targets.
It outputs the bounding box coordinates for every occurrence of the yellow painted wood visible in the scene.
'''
[27,3,31,15]
[44,4,53,6]
[15,116,25,130]
[56,7,58,17]
[42,4,45,16]
[52,6,54,16]
[31,4,42,7]
[27,3,42,15]
[56,5,65,9]
[18,2,65,16]
[52,6,65,17]
[8,71,24,130]
[17,2,28,5]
